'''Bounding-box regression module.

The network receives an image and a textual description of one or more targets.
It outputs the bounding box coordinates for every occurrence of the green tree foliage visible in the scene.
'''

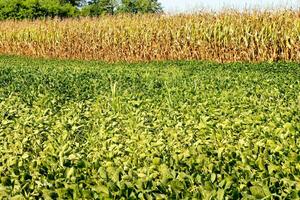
[118,0,162,14]
[0,0,163,19]
[61,0,83,6]
[81,0,117,16]
[82,0,162,16]
[0,0,78,19]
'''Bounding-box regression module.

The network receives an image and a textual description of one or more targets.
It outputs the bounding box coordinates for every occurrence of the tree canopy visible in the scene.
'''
[0,0,163,19]
[119,0,162,14]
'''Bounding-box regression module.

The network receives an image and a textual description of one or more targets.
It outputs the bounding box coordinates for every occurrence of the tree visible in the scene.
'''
[61,0,83,7]
[81,0,117,16]
[0,0,163,19]
[118,0,162,14]
[118,0,137,13]
[0,0,78,19]
[0,0,43,19]
[82,0,163,16]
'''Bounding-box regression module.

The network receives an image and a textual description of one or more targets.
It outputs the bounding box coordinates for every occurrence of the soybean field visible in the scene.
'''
[0,56,299,199]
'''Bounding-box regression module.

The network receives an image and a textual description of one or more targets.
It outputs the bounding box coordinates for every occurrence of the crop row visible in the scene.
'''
[0,11,299,62]
[0,56,299,199]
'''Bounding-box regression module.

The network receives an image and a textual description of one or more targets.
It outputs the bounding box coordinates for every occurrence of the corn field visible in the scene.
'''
[0,11,299,62]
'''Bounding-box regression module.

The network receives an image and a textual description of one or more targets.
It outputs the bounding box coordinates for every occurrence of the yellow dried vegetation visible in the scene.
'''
[0,11,299,62]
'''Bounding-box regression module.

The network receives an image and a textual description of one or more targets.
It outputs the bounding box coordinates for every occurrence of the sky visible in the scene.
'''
[159,0,300,13]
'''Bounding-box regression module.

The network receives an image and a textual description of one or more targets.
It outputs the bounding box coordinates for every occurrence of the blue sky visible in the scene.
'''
[159,0,300,12]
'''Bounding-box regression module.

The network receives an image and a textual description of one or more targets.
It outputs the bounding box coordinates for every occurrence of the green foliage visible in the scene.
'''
[0,0,162,19]
[0,56,299,199]
[82,0,162,16]
[81,0,117,16]
[61,0,83,6]
[118,0,162,14]
[0,0,78,19]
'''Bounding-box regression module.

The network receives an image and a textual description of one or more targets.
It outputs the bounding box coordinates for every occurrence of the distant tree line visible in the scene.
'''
[0,0,163,19]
